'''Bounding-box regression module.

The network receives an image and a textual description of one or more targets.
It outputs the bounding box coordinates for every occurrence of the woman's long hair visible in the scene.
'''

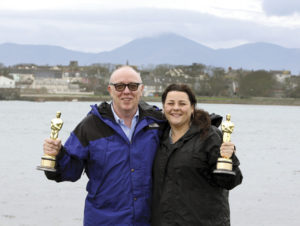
[162,84,211,137]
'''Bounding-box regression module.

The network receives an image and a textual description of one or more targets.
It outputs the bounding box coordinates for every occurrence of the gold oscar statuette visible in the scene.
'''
[37,111,64,172]
[213,114,236,176]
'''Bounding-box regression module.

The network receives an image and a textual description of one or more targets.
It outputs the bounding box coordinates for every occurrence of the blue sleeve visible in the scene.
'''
[45,132,89,182]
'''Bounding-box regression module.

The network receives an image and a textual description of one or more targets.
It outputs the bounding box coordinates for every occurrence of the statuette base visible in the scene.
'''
[36,166,57,172]
[213,169,236,175]
[213,157,236,176]
[37,155,56,172]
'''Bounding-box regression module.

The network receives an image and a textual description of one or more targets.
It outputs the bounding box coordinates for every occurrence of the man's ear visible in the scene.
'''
[140,84,144,92]
[107,85,112,95]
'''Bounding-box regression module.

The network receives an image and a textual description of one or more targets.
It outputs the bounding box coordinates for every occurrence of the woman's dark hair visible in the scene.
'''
[162,84,211,137]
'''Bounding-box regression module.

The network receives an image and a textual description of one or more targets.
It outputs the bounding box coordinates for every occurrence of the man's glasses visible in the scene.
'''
[109,82,142,92]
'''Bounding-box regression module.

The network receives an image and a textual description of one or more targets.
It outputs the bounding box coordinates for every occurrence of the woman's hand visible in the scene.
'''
[220,142,235,158]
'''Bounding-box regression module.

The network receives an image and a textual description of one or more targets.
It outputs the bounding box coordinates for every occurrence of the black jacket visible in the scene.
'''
[152,115,243,226]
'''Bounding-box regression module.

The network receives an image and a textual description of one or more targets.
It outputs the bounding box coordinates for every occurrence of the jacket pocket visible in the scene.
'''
[88,192,131,211]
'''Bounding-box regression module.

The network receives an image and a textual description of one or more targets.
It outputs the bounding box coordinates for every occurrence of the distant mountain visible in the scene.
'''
[214,42,300,73]
[0,43,95,66]
[93,33,215,65]
[1,33,300,74]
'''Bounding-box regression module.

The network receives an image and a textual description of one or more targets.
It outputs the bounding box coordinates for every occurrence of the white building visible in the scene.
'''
[272,70,291,83]
[0,76,15,88]
[31,78,80,93]
[10,73,34,83]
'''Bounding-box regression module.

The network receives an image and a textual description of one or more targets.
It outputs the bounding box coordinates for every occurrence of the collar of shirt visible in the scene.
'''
[168,128,172,144]
[111,102,139,141]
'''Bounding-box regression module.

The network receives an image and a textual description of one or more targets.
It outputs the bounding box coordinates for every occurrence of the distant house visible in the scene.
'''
[10,73,34,83]
[34,69,62,79]
[166,68,189,79]
[271,70,291,83]
[0,76,15,88]
[16,64,37,70]
[141,71,164,96]
[31,78,80,94]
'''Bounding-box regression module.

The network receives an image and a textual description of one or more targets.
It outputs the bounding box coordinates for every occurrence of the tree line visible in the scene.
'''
[1,62,300,98]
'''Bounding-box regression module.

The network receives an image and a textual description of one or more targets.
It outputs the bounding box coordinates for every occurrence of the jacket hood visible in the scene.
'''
[210,113,223,128]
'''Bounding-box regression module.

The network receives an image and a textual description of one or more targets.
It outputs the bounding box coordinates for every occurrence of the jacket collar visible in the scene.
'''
[162,124,201,146]
[90,101,165,122]
[161,113,222,146]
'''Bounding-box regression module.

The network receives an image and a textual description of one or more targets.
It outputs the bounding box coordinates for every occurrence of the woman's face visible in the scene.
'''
[163,91,194,129]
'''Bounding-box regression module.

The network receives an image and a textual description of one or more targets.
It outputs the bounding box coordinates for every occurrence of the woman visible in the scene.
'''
[152,84,243,226]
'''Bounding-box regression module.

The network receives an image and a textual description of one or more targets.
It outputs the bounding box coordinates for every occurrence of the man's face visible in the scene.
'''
[108,67,144,116]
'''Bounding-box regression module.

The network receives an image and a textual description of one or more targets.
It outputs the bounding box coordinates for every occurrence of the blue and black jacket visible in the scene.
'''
[45,101,166,225]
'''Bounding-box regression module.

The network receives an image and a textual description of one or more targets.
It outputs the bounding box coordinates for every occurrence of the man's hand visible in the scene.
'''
[220,142,235,158]
[43,138,62,156]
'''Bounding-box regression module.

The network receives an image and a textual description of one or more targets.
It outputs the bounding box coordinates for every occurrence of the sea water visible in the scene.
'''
[0,101,300,226]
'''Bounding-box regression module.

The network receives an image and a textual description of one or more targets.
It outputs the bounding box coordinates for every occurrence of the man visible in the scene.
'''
[43,66,165,225]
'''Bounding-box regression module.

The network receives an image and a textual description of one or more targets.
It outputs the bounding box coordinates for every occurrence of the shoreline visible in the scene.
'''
[9,94,300,106]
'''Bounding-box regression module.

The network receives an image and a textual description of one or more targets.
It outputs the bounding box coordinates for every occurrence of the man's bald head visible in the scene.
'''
[107,66,144,118]
[109,66,142,84]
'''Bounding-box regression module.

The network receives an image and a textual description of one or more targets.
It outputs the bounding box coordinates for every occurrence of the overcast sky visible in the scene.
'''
[1,0,300,52]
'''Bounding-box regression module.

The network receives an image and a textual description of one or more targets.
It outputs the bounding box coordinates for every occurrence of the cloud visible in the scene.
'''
[262,0,300,16]
[0,8,300,52]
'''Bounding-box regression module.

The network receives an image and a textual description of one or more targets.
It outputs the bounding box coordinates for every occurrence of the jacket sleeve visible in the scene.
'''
[211,152,243,190]
[206,127,243,190]
[45,128,89,182]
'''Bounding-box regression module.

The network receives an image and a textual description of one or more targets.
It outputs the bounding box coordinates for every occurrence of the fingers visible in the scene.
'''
[220,142,235,158]
[43,138,62,156]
